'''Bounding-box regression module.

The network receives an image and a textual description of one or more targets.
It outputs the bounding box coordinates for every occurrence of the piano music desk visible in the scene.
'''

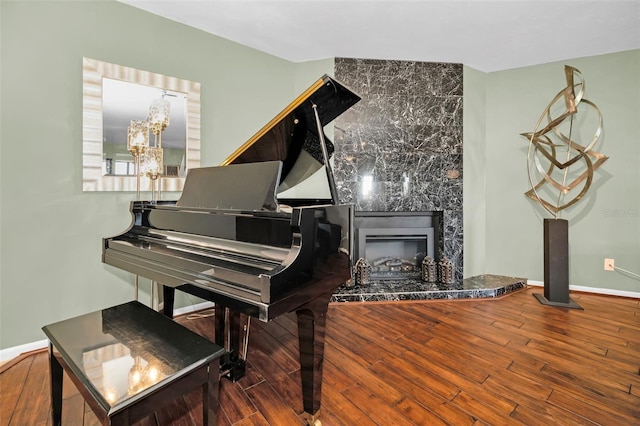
[42,301,225,425]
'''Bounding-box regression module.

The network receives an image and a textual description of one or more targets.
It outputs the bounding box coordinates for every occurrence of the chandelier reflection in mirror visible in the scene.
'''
[126,119,149,199]
[126,97,170,305]
[141,147,164,202]
[149,97,170,137]
[126,95,171,202]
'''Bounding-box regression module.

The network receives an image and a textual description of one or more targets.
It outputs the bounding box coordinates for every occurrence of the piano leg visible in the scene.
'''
[162,286,249,381]
[296,291,332,426]
[217,306,248,382]
[162,285,176,318]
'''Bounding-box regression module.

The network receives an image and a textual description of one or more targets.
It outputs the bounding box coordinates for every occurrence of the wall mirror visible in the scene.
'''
[83,57,201,192]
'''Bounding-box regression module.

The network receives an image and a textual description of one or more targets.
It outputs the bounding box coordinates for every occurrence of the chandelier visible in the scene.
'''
[125,95,170,307]
[126,95,170,202]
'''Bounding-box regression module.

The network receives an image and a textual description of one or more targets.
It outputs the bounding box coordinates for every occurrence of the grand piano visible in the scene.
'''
[103,75,360,425]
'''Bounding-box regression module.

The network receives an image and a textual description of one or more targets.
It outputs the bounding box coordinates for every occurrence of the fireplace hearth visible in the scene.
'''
[332,274,528,303]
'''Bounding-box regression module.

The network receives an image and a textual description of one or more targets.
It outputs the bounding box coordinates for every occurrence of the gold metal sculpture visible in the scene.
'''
[522,66,608,217]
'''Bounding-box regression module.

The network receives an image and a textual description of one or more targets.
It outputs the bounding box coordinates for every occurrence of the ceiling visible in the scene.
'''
[118,0,639,72]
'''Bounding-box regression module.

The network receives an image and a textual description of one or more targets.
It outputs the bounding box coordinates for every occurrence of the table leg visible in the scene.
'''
[49,343,63,426]
[203,358,220,426]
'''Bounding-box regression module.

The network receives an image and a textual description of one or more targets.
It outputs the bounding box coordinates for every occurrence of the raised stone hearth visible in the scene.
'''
[331,274,527,303]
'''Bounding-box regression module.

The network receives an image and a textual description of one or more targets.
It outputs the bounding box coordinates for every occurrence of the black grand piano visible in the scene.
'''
[103,75,360,425]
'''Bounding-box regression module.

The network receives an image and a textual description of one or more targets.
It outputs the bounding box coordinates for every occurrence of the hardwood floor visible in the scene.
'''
[1,287,638,425]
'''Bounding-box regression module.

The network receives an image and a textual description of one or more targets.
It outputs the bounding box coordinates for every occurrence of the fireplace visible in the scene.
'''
[354,211,442,280]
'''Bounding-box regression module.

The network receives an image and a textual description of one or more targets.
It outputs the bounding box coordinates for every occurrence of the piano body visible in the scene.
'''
[103,75,360,425]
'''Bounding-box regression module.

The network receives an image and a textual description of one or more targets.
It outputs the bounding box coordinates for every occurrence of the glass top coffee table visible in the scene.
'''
[42,300,225,426]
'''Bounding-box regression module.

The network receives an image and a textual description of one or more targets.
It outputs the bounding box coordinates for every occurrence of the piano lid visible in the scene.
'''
[221,75,360,205]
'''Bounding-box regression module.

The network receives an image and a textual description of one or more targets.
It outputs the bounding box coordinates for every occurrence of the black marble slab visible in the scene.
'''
[333,58,465,281]
[330,274,527,303]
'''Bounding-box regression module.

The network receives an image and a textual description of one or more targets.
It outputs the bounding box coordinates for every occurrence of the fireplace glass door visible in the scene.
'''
[358,227,434,280]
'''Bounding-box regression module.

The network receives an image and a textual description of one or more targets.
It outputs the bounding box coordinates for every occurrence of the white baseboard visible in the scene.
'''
[0,301,216,363]
[0,339,49,363]
[527,280,640,299]
[173,301,215,316]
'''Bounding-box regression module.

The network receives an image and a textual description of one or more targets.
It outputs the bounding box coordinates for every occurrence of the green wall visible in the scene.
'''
[2,0,637,354]
[479,50,639,293]
[0,0,332,351]
[462,66,487,277]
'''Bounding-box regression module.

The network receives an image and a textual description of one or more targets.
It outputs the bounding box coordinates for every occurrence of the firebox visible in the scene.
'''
[354,212,442,280]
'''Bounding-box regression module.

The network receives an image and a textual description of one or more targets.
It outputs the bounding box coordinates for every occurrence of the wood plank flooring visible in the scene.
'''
[1,287,638,425]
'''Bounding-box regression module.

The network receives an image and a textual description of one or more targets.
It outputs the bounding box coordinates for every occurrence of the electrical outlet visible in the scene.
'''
[604,258,615,271]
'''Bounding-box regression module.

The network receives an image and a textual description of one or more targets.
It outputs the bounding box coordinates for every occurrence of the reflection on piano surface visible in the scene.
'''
[103,75,360,425]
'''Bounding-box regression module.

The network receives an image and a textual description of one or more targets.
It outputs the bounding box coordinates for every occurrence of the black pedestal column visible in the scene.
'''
[533,218,582,309]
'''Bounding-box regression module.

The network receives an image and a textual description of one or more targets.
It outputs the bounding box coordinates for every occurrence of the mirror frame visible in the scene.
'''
[82,57,201,192]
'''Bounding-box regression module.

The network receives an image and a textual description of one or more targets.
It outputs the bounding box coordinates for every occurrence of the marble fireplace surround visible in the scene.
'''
[333,58,463,280]
[332,58,477,301]
[330,59,527,302]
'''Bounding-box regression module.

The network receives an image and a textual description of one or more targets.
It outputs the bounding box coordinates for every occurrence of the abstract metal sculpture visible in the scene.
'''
[522,66,608,309]
[522,66,608,217]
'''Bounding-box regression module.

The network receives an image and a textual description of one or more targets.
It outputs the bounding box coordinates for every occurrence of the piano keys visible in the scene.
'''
[103,75,360,425]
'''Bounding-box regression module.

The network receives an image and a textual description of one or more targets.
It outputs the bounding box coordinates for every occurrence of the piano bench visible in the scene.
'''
[42,301,226,426]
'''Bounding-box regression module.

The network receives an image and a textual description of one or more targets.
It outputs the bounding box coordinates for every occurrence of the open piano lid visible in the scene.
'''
[221,74,360,206]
